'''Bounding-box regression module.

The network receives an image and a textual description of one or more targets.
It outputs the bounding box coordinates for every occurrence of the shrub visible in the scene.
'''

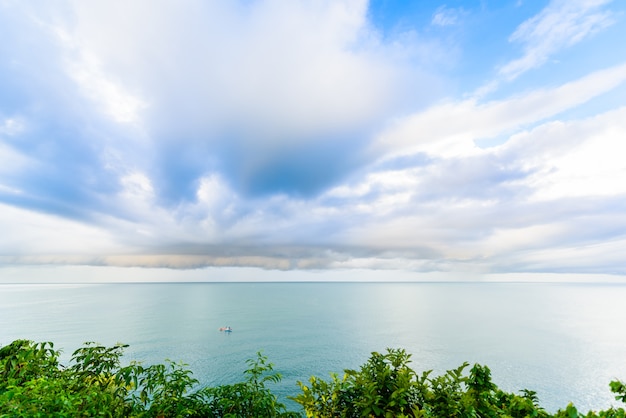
[2,340,626,417]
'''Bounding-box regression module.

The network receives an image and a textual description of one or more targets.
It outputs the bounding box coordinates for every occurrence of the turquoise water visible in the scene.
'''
[2,281,626,412]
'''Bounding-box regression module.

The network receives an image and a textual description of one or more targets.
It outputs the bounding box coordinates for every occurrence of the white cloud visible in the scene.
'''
[1,0,626,277]
[479,223,569,257]
[500,0,614,80]
[14,0,442,202]
[57,0,415,143]
[114,96,625,272]
[0,117,25,136]
[195,174,232,211]
[494,236,626,274]
[0,117,32,177]
[119,171,154,201]
[0,203,121,255]
[322,102,626,271]
[37,13,147,125]
[506,107,626,200]
[374,62,626,159]
[66,54,147,125]
[0,143,30,177]
[431,6,462,27]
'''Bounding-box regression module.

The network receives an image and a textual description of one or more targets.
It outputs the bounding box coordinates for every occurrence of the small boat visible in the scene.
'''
[219,326,232,332]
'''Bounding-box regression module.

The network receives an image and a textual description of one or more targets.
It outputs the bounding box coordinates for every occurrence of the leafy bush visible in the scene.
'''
[0,340,294,417]
[293,348,625,418]
[1,340,131,417]
[198,352,299,417]
[1,340,625,417]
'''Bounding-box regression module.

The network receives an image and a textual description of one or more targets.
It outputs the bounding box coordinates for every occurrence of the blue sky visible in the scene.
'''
[1,0,626,282]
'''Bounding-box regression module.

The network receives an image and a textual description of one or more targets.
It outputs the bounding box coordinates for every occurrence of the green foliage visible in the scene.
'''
[119,359,207,417]
[199,352,299,418]
[294,348,421,417]
[1,340,625,417]
[550,381,626,418]
[0,341,293,417]
[0,340,59,387]
[0,340,131,417]
[293,348,556,418]
[611,381,626,404]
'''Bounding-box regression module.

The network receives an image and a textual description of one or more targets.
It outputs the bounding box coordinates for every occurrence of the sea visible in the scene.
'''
[2,281,626,414]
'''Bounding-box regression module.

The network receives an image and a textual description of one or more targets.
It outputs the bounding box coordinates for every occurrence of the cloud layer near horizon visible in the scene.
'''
[1,0,626,277]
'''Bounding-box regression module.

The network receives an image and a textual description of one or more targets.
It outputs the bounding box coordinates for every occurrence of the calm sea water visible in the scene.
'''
[2,281,626,413]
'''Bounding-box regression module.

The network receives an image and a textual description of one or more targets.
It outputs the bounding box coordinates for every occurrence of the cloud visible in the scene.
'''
[0,203,122,255]
[500,106,626,200]
[316,102,626,274]
[0,0,444,227]
[500,0,615,80]
[55,0,429,202]
[0,117,25,136]
[0,118,31,178]
[1,1,626,278]
[473,0,617,97]
[431,6,462,27]
[373,62,626,159]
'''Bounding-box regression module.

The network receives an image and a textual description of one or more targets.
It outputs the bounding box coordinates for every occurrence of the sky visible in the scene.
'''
[1,0,626,282]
